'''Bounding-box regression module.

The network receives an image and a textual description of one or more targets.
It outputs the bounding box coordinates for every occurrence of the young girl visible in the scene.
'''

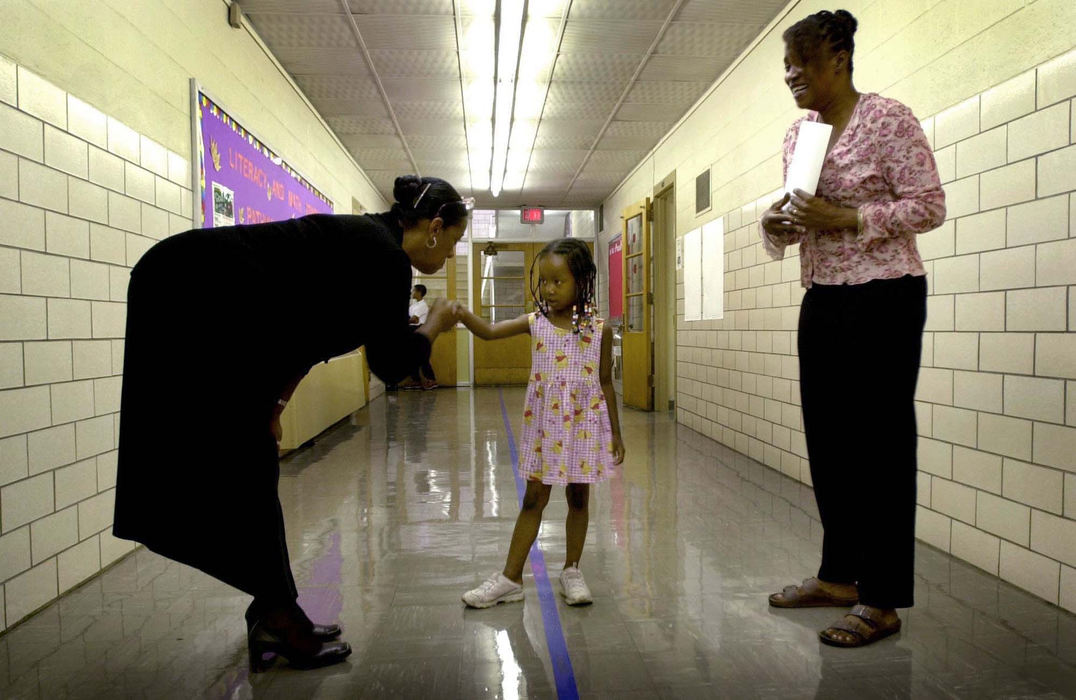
[460,238,625,608]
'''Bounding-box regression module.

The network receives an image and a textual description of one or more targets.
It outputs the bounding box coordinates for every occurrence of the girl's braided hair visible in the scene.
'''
[530,238,596,334]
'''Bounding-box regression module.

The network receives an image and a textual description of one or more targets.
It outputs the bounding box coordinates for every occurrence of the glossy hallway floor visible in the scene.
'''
[2,387,1076,699]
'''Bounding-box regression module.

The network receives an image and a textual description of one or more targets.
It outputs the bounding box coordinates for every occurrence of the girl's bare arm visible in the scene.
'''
[458,306,531,340]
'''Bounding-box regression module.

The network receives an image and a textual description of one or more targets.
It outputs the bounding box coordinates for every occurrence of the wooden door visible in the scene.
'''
[622,200,653,410]
[473,242,538,384]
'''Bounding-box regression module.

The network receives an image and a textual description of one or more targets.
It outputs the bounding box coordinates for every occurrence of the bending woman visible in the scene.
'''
[113,176,468,670]
[760,10,946,647]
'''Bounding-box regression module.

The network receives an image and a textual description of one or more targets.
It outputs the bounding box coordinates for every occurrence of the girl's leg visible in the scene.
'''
[564,483,590,568]
[503,480,553,582]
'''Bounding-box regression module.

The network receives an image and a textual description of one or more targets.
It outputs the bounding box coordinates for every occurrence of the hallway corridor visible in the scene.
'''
[1,388,1075,698]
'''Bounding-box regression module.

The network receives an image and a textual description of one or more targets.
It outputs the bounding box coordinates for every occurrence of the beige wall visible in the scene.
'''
[0,0,387,631]
[599,0,1076,611]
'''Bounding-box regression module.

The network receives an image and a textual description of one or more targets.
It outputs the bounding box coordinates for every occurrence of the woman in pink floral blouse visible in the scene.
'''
[760,10,946,647]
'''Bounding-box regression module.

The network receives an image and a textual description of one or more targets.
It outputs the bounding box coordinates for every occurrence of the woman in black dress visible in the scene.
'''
[113,175,468,670]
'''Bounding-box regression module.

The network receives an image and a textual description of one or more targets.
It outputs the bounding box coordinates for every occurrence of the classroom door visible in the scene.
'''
[622,200,653,410]
[472,242,538,385]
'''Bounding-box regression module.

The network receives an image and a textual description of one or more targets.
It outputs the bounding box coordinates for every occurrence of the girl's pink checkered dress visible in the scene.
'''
[518,312,614,485]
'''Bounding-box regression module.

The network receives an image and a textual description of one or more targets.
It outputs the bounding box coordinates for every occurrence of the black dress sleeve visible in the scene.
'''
[363,248,433,384]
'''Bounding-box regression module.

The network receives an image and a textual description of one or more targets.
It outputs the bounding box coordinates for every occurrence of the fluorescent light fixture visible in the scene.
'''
[460,12,495,195]
[490,0,525,198]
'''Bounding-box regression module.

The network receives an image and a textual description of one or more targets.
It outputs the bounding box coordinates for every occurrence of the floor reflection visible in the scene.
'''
[0,388,1073,698]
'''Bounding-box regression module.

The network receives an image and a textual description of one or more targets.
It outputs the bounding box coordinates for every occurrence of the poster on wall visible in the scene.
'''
[608,235,623,320]
[683,228,702,321]
[192,83,333,228]
[701,217,724,320]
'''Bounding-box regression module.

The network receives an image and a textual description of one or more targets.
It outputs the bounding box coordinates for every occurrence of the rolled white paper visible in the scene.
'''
[784,120,832,200]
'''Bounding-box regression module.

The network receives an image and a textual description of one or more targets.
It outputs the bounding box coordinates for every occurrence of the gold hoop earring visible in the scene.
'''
[426,237,438,249]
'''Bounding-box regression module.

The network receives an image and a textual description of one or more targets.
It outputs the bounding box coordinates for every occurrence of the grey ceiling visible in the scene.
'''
[235,0,788,209]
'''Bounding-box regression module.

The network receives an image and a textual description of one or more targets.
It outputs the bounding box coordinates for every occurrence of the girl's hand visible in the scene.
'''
[787,189,858,231]
[424,298,458,334]
[760,193,804,241]
[270,414,283,444]
[611,435,625,465]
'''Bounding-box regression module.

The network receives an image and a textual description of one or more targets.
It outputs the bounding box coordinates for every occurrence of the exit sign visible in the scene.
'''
[520,206,545,224]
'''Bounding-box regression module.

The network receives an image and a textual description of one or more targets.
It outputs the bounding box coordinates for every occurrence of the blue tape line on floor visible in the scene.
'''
[499,389,580,700]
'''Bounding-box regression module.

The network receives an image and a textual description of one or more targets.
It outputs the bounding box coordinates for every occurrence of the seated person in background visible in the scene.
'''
[407,284,438,389]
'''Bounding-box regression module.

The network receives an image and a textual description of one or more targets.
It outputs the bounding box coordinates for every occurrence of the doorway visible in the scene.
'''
[652,184,676,412]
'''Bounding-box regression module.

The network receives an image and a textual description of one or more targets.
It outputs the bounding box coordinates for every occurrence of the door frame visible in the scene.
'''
[652,173,677,412]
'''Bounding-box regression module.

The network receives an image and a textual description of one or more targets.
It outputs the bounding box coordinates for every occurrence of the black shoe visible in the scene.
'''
[247,620,351,672]
[245,601,342,641]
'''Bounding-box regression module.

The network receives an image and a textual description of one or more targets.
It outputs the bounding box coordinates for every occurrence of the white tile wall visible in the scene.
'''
[0,55,203,627]
[27,424,75,475]
[1007,287,1067,331]
[1000,542,1060,604]
[1006,195,1068,246]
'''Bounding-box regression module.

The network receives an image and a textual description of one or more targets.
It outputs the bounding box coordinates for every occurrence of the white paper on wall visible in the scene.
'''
[683,228,702,321]
[702,217,724,320]
[784,120,832,199]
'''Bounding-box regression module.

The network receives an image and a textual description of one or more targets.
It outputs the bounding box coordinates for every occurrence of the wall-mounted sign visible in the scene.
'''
[520,206,545,224]
[192,82,333,228]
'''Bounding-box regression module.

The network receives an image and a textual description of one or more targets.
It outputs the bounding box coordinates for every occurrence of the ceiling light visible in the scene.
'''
[490,0,525,198]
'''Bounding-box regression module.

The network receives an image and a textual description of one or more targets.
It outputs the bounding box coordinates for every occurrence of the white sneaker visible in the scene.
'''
[463,572,524,608]
[559,567,593,606]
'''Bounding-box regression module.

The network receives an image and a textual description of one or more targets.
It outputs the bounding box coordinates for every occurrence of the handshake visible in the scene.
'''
[422,298,470,335]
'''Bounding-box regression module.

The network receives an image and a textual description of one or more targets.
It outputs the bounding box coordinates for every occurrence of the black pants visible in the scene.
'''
[798,274,926,609]
[409,324,435,383]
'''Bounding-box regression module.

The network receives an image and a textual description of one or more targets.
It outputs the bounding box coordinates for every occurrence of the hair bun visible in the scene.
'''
[834,9,858,35]
[393,175,423,207]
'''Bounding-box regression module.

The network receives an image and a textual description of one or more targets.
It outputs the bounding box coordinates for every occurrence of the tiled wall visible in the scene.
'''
[674,48,1076,612]
[0,56,192,631]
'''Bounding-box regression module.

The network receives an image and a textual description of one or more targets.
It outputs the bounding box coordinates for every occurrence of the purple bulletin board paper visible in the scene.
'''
[197,90,333,228]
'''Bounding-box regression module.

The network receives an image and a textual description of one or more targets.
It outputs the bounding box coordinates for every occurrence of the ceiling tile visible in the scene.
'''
[369,50,460,78]
[236,0,341,13]
[352,15,456,50]
[616,102,689,122]
[638,55,722,82]
[559,20,663,54]
[676,0,788,24]
[347,0,453,13]
[295,75,381,101]
[541,100,617,121]
[583,150,651,171]
[309,98,390,118]
[656,21,763,57]
[391,101,465,120]
[326,116,398,135]
[273,47,368,74]
[341,134,404,150]
[382,78,461,102]
[553,53,639,83]
[243,13,358,48]
[569,0,678,20]
[625,80,710,104]
[545,80,623,105]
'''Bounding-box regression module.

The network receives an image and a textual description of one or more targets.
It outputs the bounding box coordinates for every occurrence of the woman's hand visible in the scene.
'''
[423,298,459,335]
[787,189,859,231]
[611,434,625,465]
[760,193,805,244]
[270,414,283,444]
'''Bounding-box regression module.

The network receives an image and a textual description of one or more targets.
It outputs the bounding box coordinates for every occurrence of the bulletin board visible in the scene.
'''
[608,234,623,320]
[191,81,333,228]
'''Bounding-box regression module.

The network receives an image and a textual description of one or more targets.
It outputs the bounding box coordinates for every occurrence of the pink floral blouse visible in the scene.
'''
[760,93,946,287]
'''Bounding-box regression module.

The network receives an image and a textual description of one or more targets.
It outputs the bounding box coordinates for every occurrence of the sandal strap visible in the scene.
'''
[848,604,886,627]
